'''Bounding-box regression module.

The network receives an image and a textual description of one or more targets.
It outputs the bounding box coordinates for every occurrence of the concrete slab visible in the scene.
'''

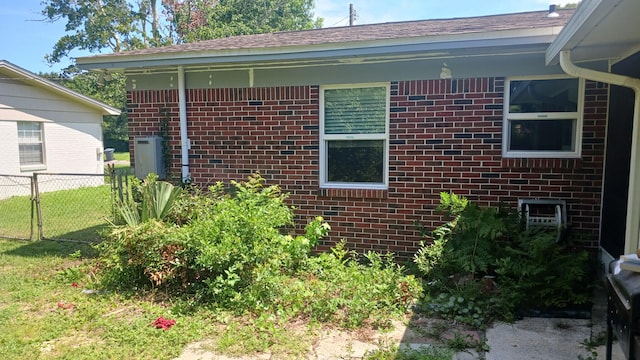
[174,288,623,360]
[485,317,622,360]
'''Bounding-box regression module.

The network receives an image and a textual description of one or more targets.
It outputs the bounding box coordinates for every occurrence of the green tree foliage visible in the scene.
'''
[168,0,323,42]
[41,68,129,150]
[42,0,323,65]
[42,0,170,65]
[41,1,322,150]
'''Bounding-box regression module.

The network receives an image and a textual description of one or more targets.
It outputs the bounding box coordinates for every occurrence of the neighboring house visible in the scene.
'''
[75,2,636,262]
[0,60,120,197]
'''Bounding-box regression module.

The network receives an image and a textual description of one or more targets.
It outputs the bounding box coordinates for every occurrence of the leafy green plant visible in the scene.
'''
[293,242,422,329]
[94,172,420,356]
[414,192,593,328]
[495,228,591,308]
[445,331,488,353]
[114,174,181,227]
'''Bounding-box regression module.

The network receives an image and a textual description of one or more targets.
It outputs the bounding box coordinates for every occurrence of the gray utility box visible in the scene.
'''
[133,136,166,179]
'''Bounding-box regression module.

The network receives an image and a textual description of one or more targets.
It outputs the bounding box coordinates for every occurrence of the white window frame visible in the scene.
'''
[502,75,585,158]
[319,82,390,189]
[17,121,46,171]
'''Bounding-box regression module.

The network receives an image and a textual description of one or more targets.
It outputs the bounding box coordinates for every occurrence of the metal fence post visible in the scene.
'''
[29,175,35,240]
[33,173,43,240]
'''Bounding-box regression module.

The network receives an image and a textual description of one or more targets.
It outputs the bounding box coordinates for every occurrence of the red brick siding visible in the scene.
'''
[126,78,608,257]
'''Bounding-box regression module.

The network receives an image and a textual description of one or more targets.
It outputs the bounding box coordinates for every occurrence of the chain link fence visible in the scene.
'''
[0,170,131,243]
[0,175,35,240]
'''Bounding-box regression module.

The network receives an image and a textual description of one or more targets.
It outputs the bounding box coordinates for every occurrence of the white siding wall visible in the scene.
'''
[0,78,105,176]
[45,122,104,174]
[0,121,21,175]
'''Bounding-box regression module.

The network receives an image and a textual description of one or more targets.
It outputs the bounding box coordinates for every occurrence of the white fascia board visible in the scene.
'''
[546,0,625,65]
[0,60,121,116]
[77,27,563,72]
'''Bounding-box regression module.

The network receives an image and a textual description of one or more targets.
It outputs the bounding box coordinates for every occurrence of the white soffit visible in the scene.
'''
[546,0,640,65]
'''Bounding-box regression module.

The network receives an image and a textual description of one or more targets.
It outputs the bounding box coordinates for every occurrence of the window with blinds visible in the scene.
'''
[17,122,45,167]
[320,84,389,188]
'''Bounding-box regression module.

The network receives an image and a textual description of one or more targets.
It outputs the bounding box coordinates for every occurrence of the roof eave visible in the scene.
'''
[0,60,121,116]
[77,27,564,72]
[546,0,630,65]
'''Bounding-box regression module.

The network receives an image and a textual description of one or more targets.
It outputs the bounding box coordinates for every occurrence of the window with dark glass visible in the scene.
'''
[321,84,388,187]
[504,77,583,157]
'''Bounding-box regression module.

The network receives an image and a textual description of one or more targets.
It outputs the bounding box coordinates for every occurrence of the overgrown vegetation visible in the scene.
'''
[414,192,594,328]
[99,173,420,330]
[1,177,599,358]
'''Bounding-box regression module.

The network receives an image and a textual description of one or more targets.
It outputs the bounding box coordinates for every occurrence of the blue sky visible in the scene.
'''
[0,0,574,74]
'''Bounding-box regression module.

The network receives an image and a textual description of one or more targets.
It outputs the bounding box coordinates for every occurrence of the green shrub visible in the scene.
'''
[96,219,191,289]
[97,173,421,330]
[495,228,591,308]
[415,192,593,327]
[99,173,324,295]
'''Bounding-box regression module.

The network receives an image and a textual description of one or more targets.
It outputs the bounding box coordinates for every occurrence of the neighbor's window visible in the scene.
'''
[17,122,45,168]
[503,76,584,158]
[320,83,389,189]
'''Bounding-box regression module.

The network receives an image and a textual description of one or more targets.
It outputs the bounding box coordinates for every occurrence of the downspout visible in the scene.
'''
[177,66,190,183]
[560,50,640,254]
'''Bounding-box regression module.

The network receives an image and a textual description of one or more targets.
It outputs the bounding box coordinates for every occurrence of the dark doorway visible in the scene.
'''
[600,51,640,257]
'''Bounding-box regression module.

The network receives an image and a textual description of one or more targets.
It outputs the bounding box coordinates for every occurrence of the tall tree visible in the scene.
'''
[41,69,129,150]
[42,0,165,64]
[43,0,322,64]
[42,0,322,150]
[164,0,322,43]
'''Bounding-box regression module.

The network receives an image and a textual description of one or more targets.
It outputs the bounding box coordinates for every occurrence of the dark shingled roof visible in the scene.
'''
[98,9,575,58]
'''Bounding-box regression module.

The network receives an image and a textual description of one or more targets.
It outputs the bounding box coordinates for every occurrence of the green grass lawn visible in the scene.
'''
[0,195,33,239]
[0,239,216,360]
[113,152,130,162]
[106,152,131,173]
[0,239,456,360]
[0,236,312,359]
[39,185,113,241]
[0,184,113,242]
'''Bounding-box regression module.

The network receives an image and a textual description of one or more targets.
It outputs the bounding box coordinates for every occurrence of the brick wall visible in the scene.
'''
[126,77,608,257]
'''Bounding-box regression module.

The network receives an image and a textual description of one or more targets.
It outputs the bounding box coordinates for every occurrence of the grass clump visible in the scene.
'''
[364,342,454,360]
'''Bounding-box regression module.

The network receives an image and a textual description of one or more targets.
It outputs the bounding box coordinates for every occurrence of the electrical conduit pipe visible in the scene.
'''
[177,66,190,183]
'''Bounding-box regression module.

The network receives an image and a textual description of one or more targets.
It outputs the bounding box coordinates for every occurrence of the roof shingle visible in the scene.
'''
[96,9,575,58]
